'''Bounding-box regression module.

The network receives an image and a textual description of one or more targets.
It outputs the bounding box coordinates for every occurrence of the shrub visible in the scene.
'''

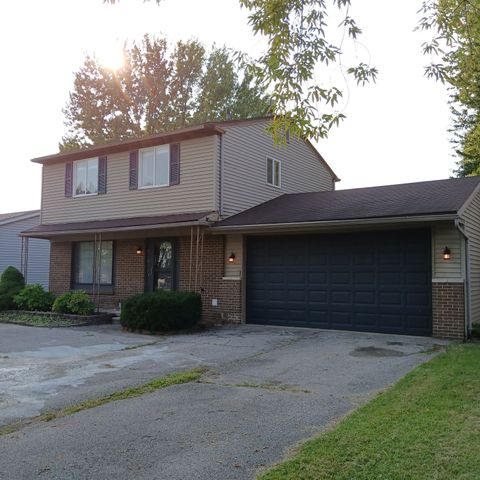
[52,291,95,315]
[14,284,55,311]
[120,290,202,332]
[0,266,25,310]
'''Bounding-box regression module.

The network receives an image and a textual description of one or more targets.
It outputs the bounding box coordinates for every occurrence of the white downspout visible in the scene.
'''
[455,218,471,339]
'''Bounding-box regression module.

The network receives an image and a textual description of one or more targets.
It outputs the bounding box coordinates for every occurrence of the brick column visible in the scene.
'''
[177,235,242,325]
[432,282,465,340]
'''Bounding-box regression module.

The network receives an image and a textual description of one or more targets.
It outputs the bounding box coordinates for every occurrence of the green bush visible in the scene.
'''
[14,284,55,311]
[0,266,25,310]
[120,290,202,332]
[52,291,95,315]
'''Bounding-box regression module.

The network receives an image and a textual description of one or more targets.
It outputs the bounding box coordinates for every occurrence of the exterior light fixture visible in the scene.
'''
[228,252,235,263]
[443,246,451,261]
[136,246,143,255]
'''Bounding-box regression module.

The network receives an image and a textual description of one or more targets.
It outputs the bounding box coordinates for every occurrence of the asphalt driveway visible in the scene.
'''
[0,323,446,479]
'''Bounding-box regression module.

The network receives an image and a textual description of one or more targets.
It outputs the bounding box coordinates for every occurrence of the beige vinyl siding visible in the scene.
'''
[41,136,217,224]
[224,234,243,278]
[221,120,335,216]
[460,188,480,324]
[432,224,464,281]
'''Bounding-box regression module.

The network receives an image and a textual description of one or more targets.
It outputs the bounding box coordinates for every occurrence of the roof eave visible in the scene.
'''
[31,124,226,166]
[211,213,458,233]
[21,219,213,239]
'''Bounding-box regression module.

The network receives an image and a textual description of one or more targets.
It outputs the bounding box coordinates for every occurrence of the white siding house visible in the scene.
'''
[0,211,50,288]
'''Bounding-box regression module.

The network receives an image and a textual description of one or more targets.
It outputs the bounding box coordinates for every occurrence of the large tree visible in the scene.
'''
[104,0,377,143]
[418,0,480,176]
[60,35,271,151]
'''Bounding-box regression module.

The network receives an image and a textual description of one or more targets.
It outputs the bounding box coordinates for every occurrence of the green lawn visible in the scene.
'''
[259,344,480,480]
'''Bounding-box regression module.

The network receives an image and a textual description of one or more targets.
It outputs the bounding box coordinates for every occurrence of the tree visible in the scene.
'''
[60,35,271,150]
[104,0,377,143]
[417,0,480,176]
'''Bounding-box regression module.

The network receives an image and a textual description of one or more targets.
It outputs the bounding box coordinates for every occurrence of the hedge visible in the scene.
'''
[52,291,95,315]
[0,266,25,311]
[14,284,55,312]
[120,290,202,332]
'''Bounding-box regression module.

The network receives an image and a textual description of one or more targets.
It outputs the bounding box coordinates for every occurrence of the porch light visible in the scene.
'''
[443,246,451,261]
[136,246,143,255]
[228,252,235,263]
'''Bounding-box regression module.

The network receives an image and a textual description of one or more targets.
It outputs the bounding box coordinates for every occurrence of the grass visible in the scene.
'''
[0,312,78,327]
[0,368,205,436]
[259,344,480,480]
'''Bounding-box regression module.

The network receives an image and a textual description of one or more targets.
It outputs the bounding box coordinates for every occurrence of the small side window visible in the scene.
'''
[266,157,281,187]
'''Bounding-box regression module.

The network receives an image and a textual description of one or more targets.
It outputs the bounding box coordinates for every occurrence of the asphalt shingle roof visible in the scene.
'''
[218,177,480,227]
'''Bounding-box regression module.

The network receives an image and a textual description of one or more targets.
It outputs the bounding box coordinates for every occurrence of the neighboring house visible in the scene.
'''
[22,116,480,340]
[0,210,50,288]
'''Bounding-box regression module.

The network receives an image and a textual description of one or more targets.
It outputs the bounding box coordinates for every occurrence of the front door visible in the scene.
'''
[146,239,175,292]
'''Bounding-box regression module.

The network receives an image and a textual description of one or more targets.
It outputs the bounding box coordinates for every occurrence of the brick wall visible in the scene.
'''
[432,282,465,340]
[49,240,145,310]
[177,235,242,325]
[49,235,242,323]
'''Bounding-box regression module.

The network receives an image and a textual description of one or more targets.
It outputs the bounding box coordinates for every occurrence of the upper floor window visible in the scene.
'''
[266,157,281,187]
[74,158,98,196]
[139,145,170,188]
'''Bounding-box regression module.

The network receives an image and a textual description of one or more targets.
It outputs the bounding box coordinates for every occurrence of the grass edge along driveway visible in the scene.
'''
[259,344,480,480]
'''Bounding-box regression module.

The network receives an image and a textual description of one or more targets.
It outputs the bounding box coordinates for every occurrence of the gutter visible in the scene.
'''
[455,217,472,340]
[211,213,457,233]
[21,219,213,239]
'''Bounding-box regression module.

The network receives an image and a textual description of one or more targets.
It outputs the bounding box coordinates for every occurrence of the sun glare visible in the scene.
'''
[96,42,125,71]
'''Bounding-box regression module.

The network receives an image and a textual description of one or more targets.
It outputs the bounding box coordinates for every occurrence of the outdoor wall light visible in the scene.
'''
[228,252,236,263]
[136,246,143,255]
[443,246,451,261]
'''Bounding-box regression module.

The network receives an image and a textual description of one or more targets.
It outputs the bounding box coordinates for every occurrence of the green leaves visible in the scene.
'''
[239,0,377,142]
[418,0,480,176]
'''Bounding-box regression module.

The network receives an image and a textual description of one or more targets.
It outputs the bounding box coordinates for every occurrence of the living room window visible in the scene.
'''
[72,241,114,289]
[74,158,98,196]
[139,145,170,188]
[266,157,281,187]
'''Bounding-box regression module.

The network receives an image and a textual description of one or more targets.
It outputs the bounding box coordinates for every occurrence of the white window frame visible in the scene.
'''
[73,157,99,197]
[139,145,170,189]
[266,156,281,188]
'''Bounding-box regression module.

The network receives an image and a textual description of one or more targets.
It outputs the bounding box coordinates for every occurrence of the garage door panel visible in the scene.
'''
[246,230,432,336]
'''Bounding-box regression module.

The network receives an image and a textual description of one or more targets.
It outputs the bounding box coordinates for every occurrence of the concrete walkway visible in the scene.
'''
[0,324,446,479]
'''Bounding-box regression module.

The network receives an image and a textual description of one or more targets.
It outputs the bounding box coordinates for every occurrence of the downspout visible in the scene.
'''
[455,218,471,339]
[218,133,224,217]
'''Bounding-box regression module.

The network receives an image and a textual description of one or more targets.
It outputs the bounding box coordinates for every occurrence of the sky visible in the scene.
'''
[0,0,452,214]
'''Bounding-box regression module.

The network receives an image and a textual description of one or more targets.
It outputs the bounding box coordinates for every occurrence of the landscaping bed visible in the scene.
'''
[0,311,114,328]
[259,344,480,480]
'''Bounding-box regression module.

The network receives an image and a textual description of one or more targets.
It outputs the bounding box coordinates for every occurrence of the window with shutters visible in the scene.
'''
[266,156,281,187]
[139,146,170,188]
[74,158,98,196]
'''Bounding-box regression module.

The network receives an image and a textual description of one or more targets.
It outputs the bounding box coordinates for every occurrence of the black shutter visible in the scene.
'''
[169,143,180,185]
[129,151,138,190]
[98,156,107,194]
[65,162,73,197]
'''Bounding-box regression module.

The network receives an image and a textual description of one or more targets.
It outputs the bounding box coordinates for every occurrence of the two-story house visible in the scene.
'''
[23,117,337,325]
[23,117,480,340]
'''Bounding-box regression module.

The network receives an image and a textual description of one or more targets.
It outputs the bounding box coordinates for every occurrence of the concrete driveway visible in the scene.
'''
[0,323,445,479]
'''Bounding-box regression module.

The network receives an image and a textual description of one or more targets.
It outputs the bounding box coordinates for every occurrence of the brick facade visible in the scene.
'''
[177,235,242,325]
[432,282,465,340]
[49,234,243,324]
[49,240,145,310]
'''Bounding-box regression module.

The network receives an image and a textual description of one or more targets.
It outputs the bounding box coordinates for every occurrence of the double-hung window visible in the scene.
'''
[266,157,281,187]
[73,241,114,290]
[74,158,98,196]
[139,146,170,188]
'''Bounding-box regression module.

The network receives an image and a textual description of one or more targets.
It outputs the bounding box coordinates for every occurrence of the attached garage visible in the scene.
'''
[246,230,432,336]
[216,177,480,340]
